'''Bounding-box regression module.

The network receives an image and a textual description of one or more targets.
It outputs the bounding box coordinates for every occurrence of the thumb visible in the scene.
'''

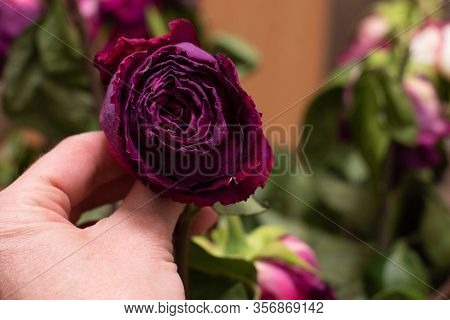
[99,182,185,248]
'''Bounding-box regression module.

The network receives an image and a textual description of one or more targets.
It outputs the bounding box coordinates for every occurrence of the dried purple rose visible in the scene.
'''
[95,19,273,206]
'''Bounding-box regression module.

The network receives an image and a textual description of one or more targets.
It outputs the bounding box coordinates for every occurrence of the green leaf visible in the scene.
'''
[420,191,450,269]
[256,148,317,219]
[244,225,316,273]
[301,87,346,170]
[375,0,420,30]
[373,287,427,300]
[2,1,96,141]
[189,241,257,286]
[315,171,376,235]
[210,32,260,77]
[0,129,46,187]
[326,145,369,183]
[326,67,354,87]
[219,283,250,300]
[37,0,85,75]
[76,205,114,226]
[382,241,429,296]
[246,225,287,247]
[189,270,254,300]
[218,216,251,256]
[213,196,268,216]
[365,50,391,70]
[195,217,315,273]
[146,5,169,36]
[195,216,252,258]
[306,228,377,299]
[255,209,310,239]
[350,72,390,174]
[377,72,418,145]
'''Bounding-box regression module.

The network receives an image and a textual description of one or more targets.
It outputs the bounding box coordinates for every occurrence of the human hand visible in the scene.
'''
[0,132,214,299]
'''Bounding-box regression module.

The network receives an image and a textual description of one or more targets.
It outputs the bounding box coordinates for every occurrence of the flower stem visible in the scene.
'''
[376,146,396,252]
[65,0,103,110]
[173,205,198,296]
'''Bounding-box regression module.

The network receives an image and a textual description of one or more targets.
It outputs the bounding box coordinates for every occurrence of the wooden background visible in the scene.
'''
[202,0,330,138]
[201,0,379,145]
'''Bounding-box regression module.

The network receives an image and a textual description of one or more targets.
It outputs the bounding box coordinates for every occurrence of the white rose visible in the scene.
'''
[438,24,450,79]
[410,22,450,80]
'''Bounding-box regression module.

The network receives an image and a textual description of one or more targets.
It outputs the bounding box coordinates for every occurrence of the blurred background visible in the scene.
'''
[201,0,370,133]
[202,0,329,133]
[202,0,449,137]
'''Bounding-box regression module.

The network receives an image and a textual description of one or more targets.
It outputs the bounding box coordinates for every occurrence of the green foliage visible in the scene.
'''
[146,5,170,36]
[382,242,429,295]
[256,148,317,219]
[213,196,268,216]
[315,170,377,235]
[309,229,377,299]
[0,130,46,187]
[348,70,418,175]
[376,0,444,31]
[190,216,324,299]
[2,1,97,141]
[367,241,430,299]
[76,205,114,227]
[188,242,257,299]
[301,86,346,170]
[420,190,450,269]
[350,71,391,174]
[189,270,255,300]
[194,217,313,269]
[210,32,260,77]
[377,72,417,145]
[189,241,257,286]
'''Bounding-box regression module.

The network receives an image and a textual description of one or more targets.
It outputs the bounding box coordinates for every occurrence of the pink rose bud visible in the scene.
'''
[0,0,43,71]
[403,76,450,148]
[77,0,101,38]
[339,14,390,65]
[397,76,450,168]
[76,0,156,40]
[256,235,335,300]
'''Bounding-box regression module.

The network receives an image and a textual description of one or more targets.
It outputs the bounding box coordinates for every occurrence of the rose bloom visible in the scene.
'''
[255,235,335,300]
[0,0,43,71]
[339,14,390,65]
[95,19,273,206]
[410,21,450,80]
[395,76,450,168]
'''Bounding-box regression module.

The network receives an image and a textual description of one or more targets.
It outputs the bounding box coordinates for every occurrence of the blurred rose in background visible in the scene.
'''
[338,14,390,65]
[410,22,450,80]
[0,0,43,71]
[256,235,335,300]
